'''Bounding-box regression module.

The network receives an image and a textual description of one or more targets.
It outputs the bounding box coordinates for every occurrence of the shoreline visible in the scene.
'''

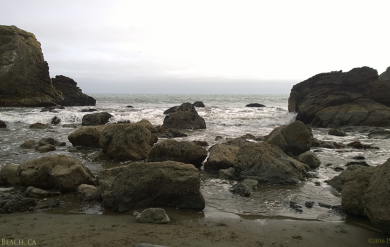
[1,207,389,247]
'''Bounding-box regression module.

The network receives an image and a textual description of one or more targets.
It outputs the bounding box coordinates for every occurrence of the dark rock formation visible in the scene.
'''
[20,140,36,148]
[29,122,52,129]
[0,192,37,214]
[368,129,390,139]
[0,120,7,128]
[0,25,95,107]
[80,108,98,112]
[97,161,205,212]
[25,186,61,198]
[147,140,207,167]
[51,75,95,106]
[82,112,113,126]
[298,151,321,169]
[288,67,390,127]
[162,102,206,129]
[328,128,346,136]
[233,142,309,184]
[0,25,61,106]
[245,103,265,107]
[264,121,311,156]
[0,164,22,186]
[17,155,96,192]
[163,106,179,114]
[136,208,170,224]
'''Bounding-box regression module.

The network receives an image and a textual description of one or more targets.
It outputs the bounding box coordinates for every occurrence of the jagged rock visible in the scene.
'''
[20,140,36,148]
[0,192,37,214]
[98,161,205,212]
[17,155,96,192]
[77,184,99,201]
[233,142,309,184]
[363,159,390,234]
[341,166,379,216]
[148,140,207,167]
[245,103,266,107]
[0,120,7,128]
[193,101,205,107]
[99,123,151,161]
[264,120,311,156]
[136,208,170,224]
[204,144,239,171]
[0,164,22,186]
[51,75,96,106]
[25,186,61,198]
[328,128,346,136]
[82,112,113,126]
[288,67,390,127]
[298,151,321,169]
[68,125,106,148]
[0,25,61,107]
[29,123,52,129]
[162,102,206,129]
[51,116,61,125]
[231,179,258,196]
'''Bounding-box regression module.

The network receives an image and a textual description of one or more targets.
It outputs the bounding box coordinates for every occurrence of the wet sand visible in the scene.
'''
[1,208,389,247]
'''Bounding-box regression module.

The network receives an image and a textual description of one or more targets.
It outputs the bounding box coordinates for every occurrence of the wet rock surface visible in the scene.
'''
[136,208,170,224]
[82,112,113,126]
[162,102,206,129]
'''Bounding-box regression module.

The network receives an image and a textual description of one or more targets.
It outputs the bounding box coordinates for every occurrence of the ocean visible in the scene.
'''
[0,94,388,227]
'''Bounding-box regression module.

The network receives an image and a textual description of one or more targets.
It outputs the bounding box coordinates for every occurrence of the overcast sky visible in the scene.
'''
[2,0,389,94]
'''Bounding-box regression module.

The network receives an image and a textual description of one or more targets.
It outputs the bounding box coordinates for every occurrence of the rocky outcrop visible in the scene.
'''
[288,67,390,127]
[204,144,239,171]
[17,155,96,192]
[162,102,206,129]
[147,140,207,167]
[193,101,205,107]
[233,142,309,184]
[68,125,106,148]
[97,161,205,212]
[99,123,151,161]
[0,25,61,106]
[264,120,311,156]
[82,112,113,126]
[0,25,94,107]
[51,75,96,106]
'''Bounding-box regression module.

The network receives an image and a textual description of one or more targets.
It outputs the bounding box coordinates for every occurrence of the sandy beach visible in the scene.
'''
[1,207,389,247]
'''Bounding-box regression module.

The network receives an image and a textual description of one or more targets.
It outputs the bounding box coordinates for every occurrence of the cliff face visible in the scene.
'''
[0,25,95,107]
[52,75,96,106]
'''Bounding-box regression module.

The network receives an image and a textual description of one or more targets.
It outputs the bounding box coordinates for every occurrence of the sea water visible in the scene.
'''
[0,94,388,225]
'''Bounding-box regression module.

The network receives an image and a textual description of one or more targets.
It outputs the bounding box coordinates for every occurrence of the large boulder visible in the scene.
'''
[51,75,96,106]
[97,161,205,212]
[288,67,390,127]
[162,102,206,129]
[233,142,309,184]
[204,144,239,171]
[147,139,207,167]
[298,151,321,169]
[0,25,62,107]
[82,112,113,126]
[364,159,390,234]
[99,123,151,161]
[341,166,379,216]
[68,125,106,148]
[264,120,311,156]
[17,155,96,192]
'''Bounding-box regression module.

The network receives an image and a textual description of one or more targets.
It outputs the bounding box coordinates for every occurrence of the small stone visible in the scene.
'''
[136,208,170,224]
[305,201,314,208]
[318,202,332,208]
[314,182,321,186]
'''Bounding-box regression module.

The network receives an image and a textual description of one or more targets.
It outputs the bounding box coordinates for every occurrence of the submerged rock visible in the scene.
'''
[245,103,265,107]
[29,123,52,129]
[148,139,207,167]
[136,208,170,224]
[328,128,346,136]
[162,102,206,129]
[233,142,309,184]
[288,66,390,127]
[98,161,205,212]
[20,140,36,149]
[0,120,6,128]
[368,130,390,139]
[17,155,96,192]
[231,179,258,196]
